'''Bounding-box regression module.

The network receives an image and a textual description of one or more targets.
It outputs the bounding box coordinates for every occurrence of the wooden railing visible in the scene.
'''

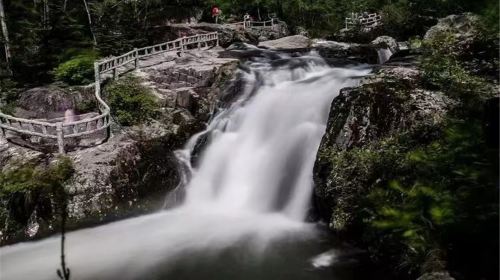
[231,18,280,30]
[345,12,382,30]
[0,32,219,153]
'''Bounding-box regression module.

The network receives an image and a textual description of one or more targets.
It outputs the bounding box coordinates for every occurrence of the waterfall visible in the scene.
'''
[0,52,371,280]
[376,47,393,64]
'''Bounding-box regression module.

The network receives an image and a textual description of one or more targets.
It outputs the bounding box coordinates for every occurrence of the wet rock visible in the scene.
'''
[417,271,455,280]
[371,36,399,53]
[314,42,380,65]
[258,35,312,50]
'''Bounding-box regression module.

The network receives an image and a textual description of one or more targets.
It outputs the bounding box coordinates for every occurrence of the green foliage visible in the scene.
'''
[0,157,74,196]
[105,76,158,126]
[365,119,498,275]
[0,78,19,114]
[421,31,495,117]
[53,52,96,85]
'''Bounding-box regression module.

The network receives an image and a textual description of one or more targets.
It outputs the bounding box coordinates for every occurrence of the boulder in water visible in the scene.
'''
[258,35,312,50]
[370,35,399,53]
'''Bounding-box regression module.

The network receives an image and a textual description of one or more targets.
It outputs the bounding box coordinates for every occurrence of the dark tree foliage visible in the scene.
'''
[0,0,497,84]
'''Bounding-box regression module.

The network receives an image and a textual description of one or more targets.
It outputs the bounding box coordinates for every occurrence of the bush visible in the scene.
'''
[53,54,96,85]
[0,157,74,243]
[0,157,74,196]
[421,32,495,115]
[105,76,158,126]
[0,78,19,115]
[366,120,498,277]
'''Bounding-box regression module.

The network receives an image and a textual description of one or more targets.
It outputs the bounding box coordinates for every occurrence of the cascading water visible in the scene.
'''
[0,51,371,280]
[376,47,393,64]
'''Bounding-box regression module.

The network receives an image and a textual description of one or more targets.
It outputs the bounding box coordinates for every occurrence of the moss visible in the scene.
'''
[0,157,74,196]
[0,78,20,115]
[0,157,74,243]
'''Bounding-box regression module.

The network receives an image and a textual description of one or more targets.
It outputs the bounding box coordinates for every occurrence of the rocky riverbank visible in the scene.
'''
[313,13,498,280]
[0,47,239,244]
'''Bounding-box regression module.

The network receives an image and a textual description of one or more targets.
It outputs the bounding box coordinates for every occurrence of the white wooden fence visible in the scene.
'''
[0,32,219,153]
[231,18,280,30]
[345,12,382,30]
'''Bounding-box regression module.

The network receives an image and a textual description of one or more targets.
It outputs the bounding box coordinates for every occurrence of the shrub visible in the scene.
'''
[421,32,495,115]
[365,120,498,277]
[0,78,19,115]
[0,157,74,196]
[0,157,74,243]
[105,76,158,126]
[53,54,96,85]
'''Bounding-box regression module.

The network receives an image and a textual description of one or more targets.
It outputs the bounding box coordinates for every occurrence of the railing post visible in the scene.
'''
[112,66,117,80]
[94,62,102,112]
[181,38,185,55]
[56,122,65,154]
[216,33,219,47]
[134,48,139,69]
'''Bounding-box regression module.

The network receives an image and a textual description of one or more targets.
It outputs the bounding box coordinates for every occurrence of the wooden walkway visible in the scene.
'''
[0,32,219,153]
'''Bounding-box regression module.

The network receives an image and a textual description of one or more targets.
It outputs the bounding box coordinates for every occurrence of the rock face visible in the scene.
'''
[0,48,239,244]
[258,35,311,49]
[311,40,379,64]
[371,36,399,53]
[313,58,451,231]
[15,85,95,119]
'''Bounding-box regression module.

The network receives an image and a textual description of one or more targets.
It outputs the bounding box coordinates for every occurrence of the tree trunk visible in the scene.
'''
[82,0,97,46]
[0,0,11,74]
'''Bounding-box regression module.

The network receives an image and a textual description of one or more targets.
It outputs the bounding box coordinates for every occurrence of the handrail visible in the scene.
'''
[345,12,382,30]
[230,18,280,30]
[0,32,219,153]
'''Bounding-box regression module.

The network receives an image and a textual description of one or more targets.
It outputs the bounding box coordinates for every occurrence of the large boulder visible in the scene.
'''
[313,62,451,231]
[15,85,95,119]
[371,35,399,53]
[312,40,379,64]
[258,35,311,50]
[423,13,498,79]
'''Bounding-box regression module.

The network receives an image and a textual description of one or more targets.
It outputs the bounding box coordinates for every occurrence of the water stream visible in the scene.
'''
[0,52,372,280]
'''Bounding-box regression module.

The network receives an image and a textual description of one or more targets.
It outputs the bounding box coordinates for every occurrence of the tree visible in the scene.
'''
[0,0,11,74]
